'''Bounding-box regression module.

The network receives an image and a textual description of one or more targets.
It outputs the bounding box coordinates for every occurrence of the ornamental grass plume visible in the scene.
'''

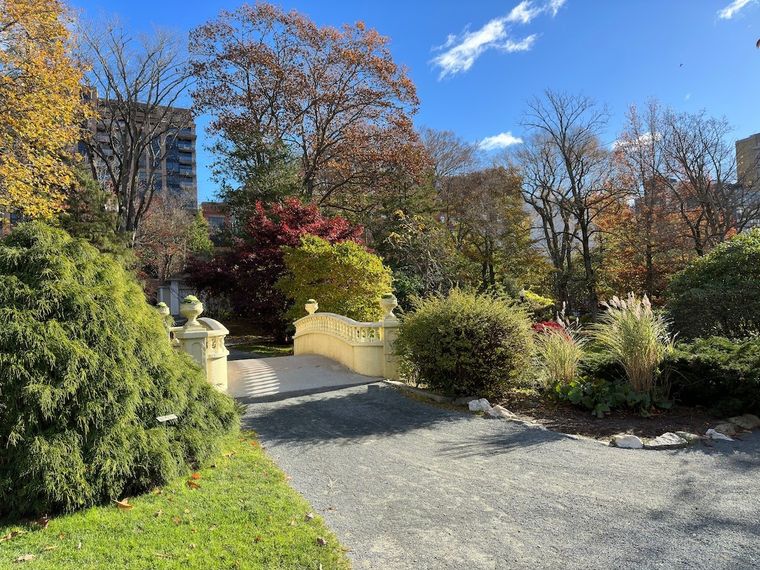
[592,293,674,395]
[534,321,586,388]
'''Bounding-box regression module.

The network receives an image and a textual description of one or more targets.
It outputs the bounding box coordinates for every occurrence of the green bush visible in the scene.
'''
[0,224,239,517]
[554,378,663,418]
[665,336,760,416]
[396,290,533,398]
[666,229,760,339]
[277,234,393,322]
[521,290,555,321]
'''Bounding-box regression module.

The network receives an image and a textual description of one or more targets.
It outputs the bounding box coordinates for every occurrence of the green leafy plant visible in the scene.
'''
[665,336,760,416]
[396,289,533,398]
[277,234,393,322]
[0,224,239,517]
[666,229,760,339]
[534,325,586,388]
[592,294,673,397]
[521,289,555,321]
[555,378,659,418]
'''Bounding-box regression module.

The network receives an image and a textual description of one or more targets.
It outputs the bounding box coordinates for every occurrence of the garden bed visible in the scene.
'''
[498,389,717,441]
[0,432,348,569]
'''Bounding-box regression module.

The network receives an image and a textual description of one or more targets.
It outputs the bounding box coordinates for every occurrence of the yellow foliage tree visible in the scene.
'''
[0,0,86,218]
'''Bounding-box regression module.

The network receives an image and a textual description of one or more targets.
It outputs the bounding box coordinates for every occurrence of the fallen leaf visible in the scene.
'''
[172,517,181,526]
[254,535,263,543]
[154,510,163,518]
[316,537,327,547]
[152,489,163,495]
[15,554,36,562]
[250,441,259,447]
[183,509,190,514]
[189,544,196,549]
[190,473,201,480]
[186,480,201,490]
[57,533,65,540]
[35,516,50,529]
[209,525,218,532]
[304,512,315,521]
[77,541,82,550]
[1,530,24,543]
[42,545,57,552]
[114,499,133,510]
[289,519,297,527]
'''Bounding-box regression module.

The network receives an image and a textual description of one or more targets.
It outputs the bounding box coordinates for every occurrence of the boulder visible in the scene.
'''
[727,414,760,431]
[468,398,492,412]
[644,432,688,450]
[611,434,643,449]
[486,405,517,420]
[674,431,701,445]
[713,422,738,437]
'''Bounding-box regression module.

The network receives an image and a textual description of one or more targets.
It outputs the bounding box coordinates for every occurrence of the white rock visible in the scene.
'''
[728,414,760,430]
[611,434,644,449]
[468,398,492,412]
[644,432,688,450]
[706,428,734,441]
[486,405,517,420]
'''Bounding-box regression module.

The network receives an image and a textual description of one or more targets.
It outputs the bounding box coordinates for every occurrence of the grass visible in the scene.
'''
[231,342,293,358]
[0,432,349,569]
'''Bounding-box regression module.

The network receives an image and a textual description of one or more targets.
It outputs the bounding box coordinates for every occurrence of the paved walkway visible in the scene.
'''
[227,354,377,402]
[242,383,760,570]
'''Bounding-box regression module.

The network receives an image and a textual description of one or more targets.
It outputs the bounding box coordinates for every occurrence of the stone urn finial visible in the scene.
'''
[380,293,398,320]
[180,295,203,328]
[305,299,318,315]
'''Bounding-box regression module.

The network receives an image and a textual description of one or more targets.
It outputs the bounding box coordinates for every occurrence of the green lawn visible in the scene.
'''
[0,432,349,569]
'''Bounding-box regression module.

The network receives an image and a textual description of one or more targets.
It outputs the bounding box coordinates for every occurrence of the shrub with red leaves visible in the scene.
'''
[531,320,565,335]
[187,198,363,338]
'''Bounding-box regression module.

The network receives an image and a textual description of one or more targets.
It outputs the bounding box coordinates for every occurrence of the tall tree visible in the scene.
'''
[79,21,193,238]
[0,0,86,218]
[612,101,692,297]
[419,127,477,182]
[515,134,577,308]
[134,195,212,283]
[440,167,537,291]
[189,3,427,215]
[659,109,758,255]
[520,91,618,315]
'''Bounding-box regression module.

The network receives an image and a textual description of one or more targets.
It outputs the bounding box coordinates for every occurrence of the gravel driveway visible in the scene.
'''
[242,383,760,570]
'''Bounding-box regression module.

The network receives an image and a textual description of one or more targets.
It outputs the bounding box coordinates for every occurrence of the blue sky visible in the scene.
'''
[70,0,760,203]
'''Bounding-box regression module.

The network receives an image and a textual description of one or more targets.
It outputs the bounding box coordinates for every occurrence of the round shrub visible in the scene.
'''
[396,290,533,398]
[0,224,239,517]
[666,229,760,339]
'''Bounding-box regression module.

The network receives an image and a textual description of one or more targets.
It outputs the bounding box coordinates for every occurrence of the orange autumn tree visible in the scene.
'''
[189,3,427,216]
[0,0,87,218]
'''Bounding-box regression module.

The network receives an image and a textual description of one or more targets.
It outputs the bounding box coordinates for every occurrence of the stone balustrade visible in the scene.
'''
[293,295,400,379]
[160,296,230,392]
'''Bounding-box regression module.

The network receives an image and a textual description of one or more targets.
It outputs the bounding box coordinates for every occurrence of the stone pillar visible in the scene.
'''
[380,294,400,380]
[170,296,230,392]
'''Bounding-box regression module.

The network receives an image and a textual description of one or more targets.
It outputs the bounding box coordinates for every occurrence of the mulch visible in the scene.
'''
[497,391,718,440]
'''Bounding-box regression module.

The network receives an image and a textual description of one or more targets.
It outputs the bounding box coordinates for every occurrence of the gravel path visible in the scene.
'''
[242,383,760,570]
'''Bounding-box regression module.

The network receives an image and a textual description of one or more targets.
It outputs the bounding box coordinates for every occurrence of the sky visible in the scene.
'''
[69,0,760,203]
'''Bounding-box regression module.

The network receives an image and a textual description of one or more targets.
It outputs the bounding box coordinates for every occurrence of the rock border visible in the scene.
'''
[383,381,760,452]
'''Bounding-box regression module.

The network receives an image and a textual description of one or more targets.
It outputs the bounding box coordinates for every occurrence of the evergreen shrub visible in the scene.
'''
[0,224,239,517]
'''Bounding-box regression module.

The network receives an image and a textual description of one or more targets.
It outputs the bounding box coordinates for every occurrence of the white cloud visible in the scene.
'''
[432,0,566,79]
[506,1,542,24]
[479,132,524,150]
[718,0,757,19]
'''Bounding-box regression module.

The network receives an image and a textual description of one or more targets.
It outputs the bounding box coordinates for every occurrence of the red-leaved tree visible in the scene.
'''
[188,198,363,339]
